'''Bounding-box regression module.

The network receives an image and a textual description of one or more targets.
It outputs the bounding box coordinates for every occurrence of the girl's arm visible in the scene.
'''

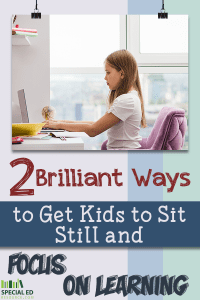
[49,119,95,124]
[44,113,120,137]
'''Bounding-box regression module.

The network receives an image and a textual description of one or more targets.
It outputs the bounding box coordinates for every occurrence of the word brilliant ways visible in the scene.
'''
[10,158,190,196]
[36,168,190,192]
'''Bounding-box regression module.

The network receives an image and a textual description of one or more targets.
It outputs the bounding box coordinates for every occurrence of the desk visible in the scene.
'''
[12,137,84,151]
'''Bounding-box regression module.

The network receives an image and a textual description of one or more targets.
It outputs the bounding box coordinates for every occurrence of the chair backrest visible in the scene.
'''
[146,107,187,150]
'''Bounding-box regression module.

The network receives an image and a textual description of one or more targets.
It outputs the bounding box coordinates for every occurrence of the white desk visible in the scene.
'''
[12,137,84,151]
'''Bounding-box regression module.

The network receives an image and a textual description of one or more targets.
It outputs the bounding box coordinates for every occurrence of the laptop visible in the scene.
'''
[17,89,64,132]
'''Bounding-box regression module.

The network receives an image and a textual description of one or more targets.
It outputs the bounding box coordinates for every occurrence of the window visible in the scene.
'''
[50,15,188,150]
[50,73,109,150]
[50,15,124,68]
[140,15,188,54]
[127,15,188,66]
[127,15,188,150]
[50,15,126,150]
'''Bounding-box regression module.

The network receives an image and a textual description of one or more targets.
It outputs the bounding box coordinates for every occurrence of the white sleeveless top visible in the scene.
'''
[107,91,142,150]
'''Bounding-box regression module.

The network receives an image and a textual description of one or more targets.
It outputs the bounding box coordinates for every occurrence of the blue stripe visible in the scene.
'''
[128,152,163,201]
[128,152,163,299]
[128,0,161,14]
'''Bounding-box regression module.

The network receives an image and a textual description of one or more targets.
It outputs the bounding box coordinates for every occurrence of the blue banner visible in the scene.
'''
[0,202,199,247]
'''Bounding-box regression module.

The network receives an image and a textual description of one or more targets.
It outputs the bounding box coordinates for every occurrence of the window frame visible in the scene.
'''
[127,15,188,67]
[138,66,188,74]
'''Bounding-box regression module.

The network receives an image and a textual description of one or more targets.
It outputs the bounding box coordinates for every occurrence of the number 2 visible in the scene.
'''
[10,158,34,196]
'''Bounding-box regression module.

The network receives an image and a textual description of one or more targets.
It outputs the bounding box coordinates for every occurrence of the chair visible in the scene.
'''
[101,107,187,150]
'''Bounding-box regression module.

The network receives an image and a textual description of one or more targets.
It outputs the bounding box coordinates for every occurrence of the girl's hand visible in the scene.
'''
[42,118,57,123]
[43,120,61,129]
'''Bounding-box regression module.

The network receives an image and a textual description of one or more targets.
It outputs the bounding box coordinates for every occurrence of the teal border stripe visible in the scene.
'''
[163,1,200,299]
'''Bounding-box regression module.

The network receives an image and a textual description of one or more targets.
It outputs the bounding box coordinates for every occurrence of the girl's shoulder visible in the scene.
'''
[114,90,139,106]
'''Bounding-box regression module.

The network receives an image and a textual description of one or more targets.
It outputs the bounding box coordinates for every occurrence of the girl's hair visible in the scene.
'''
[105,49,147,128]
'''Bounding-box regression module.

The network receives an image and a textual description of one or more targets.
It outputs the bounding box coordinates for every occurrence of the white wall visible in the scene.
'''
[12,15,50,123]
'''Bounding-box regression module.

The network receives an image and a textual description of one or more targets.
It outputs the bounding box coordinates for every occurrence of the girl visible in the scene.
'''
[44,50,146,149]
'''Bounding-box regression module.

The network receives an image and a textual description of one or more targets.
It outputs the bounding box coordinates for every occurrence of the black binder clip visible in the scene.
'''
[31,0,41,19]
[158,0,168,19]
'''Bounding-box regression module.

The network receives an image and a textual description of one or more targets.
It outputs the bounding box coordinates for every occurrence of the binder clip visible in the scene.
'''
[31,0,41,19]
[158,0,168,19]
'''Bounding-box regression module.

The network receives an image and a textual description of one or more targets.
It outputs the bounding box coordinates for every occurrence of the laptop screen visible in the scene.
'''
[18,89,29,123]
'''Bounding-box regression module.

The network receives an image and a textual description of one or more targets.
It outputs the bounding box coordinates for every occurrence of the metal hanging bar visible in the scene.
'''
[158,0,168,19]
[31,0,41,19]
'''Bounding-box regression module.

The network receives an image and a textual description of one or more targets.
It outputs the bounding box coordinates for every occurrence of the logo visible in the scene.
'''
[1,279,34,299]
[1,279,23,289]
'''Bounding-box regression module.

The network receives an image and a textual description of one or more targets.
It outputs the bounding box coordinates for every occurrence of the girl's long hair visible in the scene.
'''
[105,49,147,128]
